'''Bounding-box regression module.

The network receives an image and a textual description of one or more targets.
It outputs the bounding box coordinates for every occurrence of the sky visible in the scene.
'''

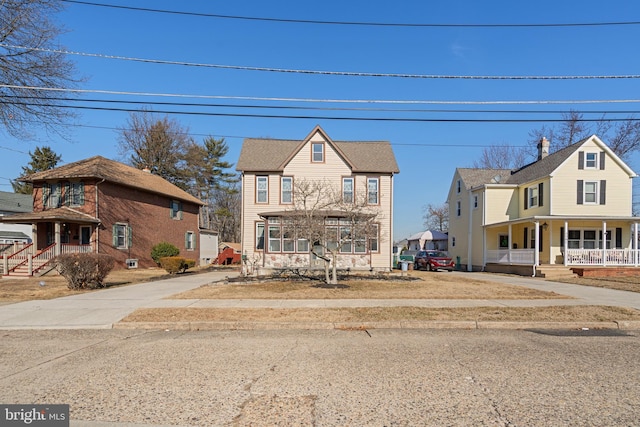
[2,0,640,241]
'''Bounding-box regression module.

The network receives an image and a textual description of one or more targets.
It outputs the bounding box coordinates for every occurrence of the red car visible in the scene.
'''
[414,251,454,271]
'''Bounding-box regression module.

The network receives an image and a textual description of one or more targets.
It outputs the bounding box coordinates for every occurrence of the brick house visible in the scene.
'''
[0,156,203,276]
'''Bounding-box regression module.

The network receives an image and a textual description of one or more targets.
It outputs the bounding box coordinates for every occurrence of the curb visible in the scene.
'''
[113,320,640,331]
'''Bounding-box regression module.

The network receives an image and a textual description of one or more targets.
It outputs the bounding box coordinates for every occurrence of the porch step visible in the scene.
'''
[535,265,577,280]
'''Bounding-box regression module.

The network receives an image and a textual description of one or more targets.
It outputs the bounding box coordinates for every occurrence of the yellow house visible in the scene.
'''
[447,135,640,275]
[236,126,399,274]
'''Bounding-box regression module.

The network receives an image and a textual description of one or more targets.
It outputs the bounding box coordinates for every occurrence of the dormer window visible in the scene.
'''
[312,143,324,162]
[585,152,598,169]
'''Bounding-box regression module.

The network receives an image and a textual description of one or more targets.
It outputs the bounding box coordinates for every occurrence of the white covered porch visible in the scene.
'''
[484,216,640,269]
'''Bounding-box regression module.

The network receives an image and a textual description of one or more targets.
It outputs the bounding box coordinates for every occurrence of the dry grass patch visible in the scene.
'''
[122,305,640,323]
[175,272,567,300]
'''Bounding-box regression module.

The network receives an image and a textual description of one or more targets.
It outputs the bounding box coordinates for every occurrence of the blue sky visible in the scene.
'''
[1,0,640,240]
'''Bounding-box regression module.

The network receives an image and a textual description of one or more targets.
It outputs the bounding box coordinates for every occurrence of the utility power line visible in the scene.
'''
[4,84,640,106]
[61,0,640,29]
[3,44,640,81]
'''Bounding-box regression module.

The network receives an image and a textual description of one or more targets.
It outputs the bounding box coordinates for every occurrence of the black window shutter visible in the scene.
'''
[600,180,606,205]
[577,180,584,204]
[524,188,528,210]
[560,227,564,249]
[616,228,622,248]
[578,152,585,170]
[600,151,606,170]
[524,228,528,249]
[539,227,543,252]
[538,182,544,207]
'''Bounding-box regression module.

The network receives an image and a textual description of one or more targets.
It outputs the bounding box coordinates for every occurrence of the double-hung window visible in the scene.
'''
[584,181,598,204]
[256,222,265,250]
[367,178,379,204]
[528,186,539,208]
[43,183,62,208]
[342,177,354,203]
[67,182,85,206]
[281,177,292,204]
[170,200,183,220]
[585,152,598,168]
[185,231,196,251]
[312,143,324,162]
[113,223,131,249]
[256,176,268,203]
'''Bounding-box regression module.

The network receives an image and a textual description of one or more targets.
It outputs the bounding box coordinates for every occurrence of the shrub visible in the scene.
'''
[159,256,196,274]
[54,253,116,290]
[151,242,180,265]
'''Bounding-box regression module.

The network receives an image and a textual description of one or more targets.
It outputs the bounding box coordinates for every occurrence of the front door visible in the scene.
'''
[80,226,91,245]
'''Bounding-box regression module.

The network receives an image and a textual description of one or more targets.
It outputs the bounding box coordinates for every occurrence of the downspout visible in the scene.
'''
[389,174,394,271]
[95,178,105,253]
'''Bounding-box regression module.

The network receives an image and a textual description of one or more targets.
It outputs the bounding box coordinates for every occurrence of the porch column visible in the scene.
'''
[508,223,512,264]
[563,221,568,266]
[54,221,61,256]
[635,223,639,267]
[534,221,540,267]
[482,226,487,270]
[602,221,607,266]
[31,223,38,254]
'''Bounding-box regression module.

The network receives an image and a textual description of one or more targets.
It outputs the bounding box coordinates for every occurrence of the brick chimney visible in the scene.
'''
[537,137,550,160]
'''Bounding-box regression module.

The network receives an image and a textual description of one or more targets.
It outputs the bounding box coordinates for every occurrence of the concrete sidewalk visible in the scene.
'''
[2,270,640,330]
[0,270,237,329]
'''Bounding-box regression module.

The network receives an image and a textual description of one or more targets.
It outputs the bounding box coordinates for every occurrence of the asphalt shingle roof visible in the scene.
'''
[0,191,32,213]
[236,127,399,174]
[23,156,203,205]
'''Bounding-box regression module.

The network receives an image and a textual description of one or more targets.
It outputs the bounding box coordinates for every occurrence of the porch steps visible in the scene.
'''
[535,265,577,280]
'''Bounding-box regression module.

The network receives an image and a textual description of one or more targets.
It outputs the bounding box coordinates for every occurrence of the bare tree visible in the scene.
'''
[0,0,79,138]
[284,179,381,285]
[472,144,528,170]
[117,110,192,189]
[422,203,449,232]
[209,181,241,242]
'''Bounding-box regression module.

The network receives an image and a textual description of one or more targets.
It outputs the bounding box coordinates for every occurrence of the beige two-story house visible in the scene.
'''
[236,126,399,274]
[447,135,640,275]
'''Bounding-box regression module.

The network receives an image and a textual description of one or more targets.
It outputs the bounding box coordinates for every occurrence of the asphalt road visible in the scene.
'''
[1,328,639,426]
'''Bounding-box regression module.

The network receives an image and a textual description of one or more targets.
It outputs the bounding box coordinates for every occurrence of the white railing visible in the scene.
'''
[565,249,640,266]
[60,244,94,254]
[486,249,535,264]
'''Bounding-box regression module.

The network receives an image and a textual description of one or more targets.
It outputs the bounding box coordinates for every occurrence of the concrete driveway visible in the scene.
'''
[0,270,237,329]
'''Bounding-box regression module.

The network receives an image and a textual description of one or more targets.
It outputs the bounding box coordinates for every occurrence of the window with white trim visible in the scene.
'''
[585,152,598,168]
[584,181,598,204]
[67,182,85,206]
[343,177,354,203]
[583,230,597,249]
[268,225,281,252]
[528,186,539,208]
[312,143,324,162]
[113,223,131,250]
[185,231,196,251]
[473,195,478,209]
[456,180,461,194]
[43,183,62,208]
[256,176,268,203]
[367,178,379,204]
[568,230,581,249]
[456,200,461,217]
[281,177,292,204]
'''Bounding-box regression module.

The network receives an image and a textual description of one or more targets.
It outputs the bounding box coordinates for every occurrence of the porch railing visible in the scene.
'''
[486,249,535,264]
[60,243,94,254]
[565,249,640,266]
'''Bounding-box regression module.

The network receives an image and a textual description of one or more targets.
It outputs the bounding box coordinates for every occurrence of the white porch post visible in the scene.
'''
[631,222,640,267]
[534,221,540,267]
[482,226,487,270]
[54,221,61,256]
[508,223,512,264]
[564,221,568,266]
[602,221,607,266]
[31,223,37,253]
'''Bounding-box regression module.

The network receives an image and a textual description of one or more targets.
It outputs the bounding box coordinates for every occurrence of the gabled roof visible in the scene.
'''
[0,191,32,214]
[23,156,203,205]
[457,135,637,189]
[236,125,400,174]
